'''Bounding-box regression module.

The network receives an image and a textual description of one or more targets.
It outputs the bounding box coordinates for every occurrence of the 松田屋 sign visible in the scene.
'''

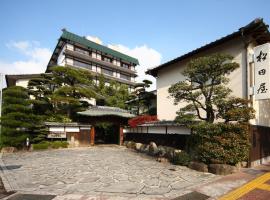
[254,43,270,100]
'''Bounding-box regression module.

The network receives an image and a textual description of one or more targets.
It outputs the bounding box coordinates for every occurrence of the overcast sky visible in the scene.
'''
[0,0,270,90]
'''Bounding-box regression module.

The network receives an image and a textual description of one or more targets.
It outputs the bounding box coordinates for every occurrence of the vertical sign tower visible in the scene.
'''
[254,43,270,100]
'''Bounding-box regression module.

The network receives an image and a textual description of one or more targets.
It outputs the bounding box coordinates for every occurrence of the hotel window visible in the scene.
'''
[66,44,74,51]
[103,56,111,63]
[74,47,88,55]
[101,68,114,76]
[74,60,92,70]
[91,64,97,72]
[116,60,121,67]
[97,52,101,60]
[122,63,129,69]
[120,73,131,80]
[92,52,97,58]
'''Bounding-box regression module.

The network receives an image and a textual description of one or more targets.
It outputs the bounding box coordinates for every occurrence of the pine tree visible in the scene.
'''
[1,86,46,148]
[168,54,254,123]
[28,66,97,121]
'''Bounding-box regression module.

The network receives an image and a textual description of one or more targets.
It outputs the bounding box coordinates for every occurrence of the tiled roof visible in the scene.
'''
[146,18,270,77]
[77,106,135,118]
[61,30,139,65]
[5,73,42,87]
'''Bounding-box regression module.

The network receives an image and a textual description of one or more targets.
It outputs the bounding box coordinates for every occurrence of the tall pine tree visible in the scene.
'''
[1,86,46,148]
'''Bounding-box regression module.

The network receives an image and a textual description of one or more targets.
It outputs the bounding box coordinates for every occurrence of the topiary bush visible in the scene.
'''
[188,122,250,165]
[32,141,50,150]
[32,141,68,150]
[51,141,68,149]
[171,151,191,166]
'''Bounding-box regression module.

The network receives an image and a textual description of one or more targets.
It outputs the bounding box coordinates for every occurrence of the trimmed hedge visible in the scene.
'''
[51,141,68,149]
[188,122,250,165]
[32,141,68,150]
[171,151,191,166]
[32,142,50,150]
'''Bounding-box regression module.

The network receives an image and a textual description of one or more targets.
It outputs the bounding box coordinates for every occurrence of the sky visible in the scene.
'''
[0,0,270,90]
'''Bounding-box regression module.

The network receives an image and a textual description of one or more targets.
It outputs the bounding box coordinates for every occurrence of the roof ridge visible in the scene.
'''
[61,30,139,65]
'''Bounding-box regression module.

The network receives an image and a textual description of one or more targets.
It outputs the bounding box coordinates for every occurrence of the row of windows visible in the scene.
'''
[93,79,135,92]
[73,46,133,70]
[73,60,92,70]
[73,59,132,81]
[101,68,114,76]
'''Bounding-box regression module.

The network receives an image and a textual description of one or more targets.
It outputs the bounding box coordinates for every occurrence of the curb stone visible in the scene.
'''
[0,152,18,192]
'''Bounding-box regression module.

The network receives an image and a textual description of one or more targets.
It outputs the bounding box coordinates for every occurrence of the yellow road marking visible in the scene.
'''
[219,172,270,200]
[257,183,270,191]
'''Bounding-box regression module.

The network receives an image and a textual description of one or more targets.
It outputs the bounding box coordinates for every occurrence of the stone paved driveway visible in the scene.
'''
[1,146,217,199]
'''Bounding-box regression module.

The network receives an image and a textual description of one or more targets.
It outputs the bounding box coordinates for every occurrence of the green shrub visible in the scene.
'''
[32,141,68,150]
[51,141,68,149]
[188,122,250,165]
[32,142,49,150]
[171,151,191,166]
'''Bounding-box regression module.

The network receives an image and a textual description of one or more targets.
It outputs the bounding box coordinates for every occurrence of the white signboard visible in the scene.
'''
[254,43,270,100]
[47,132,67,138]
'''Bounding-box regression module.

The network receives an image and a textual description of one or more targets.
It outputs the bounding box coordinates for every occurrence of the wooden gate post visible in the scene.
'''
[119,126,124,145]
[90,126,95,146]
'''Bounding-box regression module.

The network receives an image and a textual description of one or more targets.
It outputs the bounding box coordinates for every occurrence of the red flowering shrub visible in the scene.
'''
[128,115,158,128]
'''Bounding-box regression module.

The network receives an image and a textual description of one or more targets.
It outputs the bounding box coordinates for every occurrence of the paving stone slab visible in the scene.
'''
[1,147,217,199]
[7,194,56,200]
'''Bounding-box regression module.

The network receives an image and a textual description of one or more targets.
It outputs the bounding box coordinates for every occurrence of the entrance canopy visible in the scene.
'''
[77,106,135,118]
[77,106,136,145]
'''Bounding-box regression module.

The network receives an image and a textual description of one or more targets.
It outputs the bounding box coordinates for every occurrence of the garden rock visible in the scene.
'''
[189,161,208,172]
[135,143,143,151]
[208,164,238,175]
[165,147,175,160]
[158,146,166,157]
[156,157,169,163]
[140,144,149,153]
[1,147,17,153]
[127,141,136,149]
[148,142,159,156]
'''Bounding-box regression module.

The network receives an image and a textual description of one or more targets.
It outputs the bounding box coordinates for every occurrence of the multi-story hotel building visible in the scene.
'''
[6,29,139,92]
[47,29,139,91]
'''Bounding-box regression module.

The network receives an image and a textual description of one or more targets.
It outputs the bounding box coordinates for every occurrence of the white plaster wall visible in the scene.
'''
[57,45,66,66]
[65,127,79,132]
[167,126,190,135]
[124,126,190,135]
[156,38,246,120]
[50,127,65,132]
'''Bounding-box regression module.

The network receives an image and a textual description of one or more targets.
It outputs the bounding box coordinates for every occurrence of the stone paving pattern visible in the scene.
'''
[2,146,217,199]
